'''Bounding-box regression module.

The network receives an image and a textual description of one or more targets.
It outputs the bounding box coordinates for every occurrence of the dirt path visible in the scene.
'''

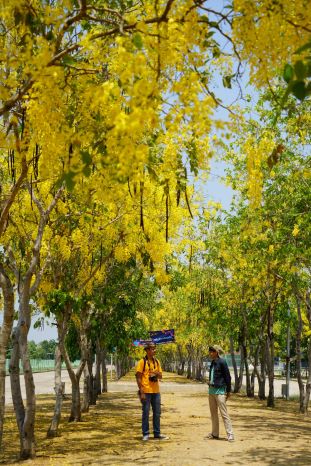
[3,373,311,465]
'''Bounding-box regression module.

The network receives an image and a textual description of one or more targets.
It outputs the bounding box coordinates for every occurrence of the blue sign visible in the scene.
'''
[132,329,175,347]
[149,329,175,344]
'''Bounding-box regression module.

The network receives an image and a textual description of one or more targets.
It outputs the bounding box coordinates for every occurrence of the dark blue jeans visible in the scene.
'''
[142,393,161,436]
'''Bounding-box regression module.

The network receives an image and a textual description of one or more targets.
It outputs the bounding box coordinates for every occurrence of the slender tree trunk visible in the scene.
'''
[186,344,193,379]
[5,180,63,458]
[236,344,245,392]
[254,340,266,400]
[47,345,65,438]
[94,340,101,395]
[177,344,185,375]
[0,265,15,448]
[101,349,108,393]
[82,365,90,413]
[296,293,306,413]
[302,290,311,413]
[302,339,311,413]
[229,337,239,393]
[18,308,36,459]
[242,343,253,397]
[266,303,275,408]
[9,328,24,452]
[58,321,85,422]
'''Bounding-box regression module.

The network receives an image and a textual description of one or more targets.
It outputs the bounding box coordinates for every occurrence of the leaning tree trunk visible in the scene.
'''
[47,345,65,438]
[0,265,15,448]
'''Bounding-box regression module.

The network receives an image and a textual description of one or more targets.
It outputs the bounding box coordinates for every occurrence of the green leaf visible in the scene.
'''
[212,46,221,58]
[62,55,77,66]
[223,75,232,89]
[57,171,76,191]
[208,21,219,28]
[292,80,307,100]
[294,60,306,80]
[283,64,294,83]
[132,33,143,50]
[80,149,92,165]
[82,166,91,177]
[295,41,311,54]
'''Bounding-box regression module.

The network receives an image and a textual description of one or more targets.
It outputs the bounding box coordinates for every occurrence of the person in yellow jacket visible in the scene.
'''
[135,341,169,441]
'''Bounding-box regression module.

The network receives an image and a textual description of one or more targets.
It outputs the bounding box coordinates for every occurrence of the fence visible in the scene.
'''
[5,359,80,375]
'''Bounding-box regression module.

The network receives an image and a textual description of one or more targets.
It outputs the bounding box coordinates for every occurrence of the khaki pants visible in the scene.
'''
[209,394,233,437]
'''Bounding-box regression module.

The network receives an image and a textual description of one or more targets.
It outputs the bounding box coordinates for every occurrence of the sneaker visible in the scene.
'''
[154,434,169,440]
[227,434,234,442]
[142,435,149,441]
[206,433,219,439]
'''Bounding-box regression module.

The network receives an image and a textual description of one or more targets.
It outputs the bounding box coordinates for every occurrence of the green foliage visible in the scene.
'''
[282,42,311,101]
[28,340,57,359]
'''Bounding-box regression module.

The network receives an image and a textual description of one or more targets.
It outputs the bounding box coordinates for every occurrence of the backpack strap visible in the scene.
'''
[143,356,159,372]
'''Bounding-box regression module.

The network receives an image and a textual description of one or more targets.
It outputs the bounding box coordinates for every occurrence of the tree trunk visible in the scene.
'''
[242,343,253,397]
[101,349,108,393]
[186,344,193,379]
[47,345,64,438]
[18,311,36,459]
[177,344,185,375]
[9,328,25,452]
[235,344,244,393]
[302,290,311,413]
[229,337,239,393]
[82,364,90,413]
[296,293,306,413]
[58,321,84,422]
[254,340,266,400]
[94,340,101,395]
[266,303,275,408]
[0,265,15,448]
[10,318,36,460]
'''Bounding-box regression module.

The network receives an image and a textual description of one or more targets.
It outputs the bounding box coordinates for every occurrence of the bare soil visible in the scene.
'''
[2,372,311,465]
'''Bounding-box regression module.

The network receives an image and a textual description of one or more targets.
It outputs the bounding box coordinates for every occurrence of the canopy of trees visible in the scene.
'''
[0,0,310,460]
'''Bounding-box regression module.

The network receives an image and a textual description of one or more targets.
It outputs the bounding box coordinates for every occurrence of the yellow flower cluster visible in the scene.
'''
[233,0,311,85]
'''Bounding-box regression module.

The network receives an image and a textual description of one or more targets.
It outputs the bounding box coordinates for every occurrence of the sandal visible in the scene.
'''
[206,433,219,439]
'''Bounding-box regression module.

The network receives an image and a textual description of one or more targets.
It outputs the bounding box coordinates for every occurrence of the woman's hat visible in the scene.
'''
[209,345,224,355]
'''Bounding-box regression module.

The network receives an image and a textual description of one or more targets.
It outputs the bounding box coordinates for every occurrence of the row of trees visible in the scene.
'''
[0,0,310,461]
[155,87,311,410]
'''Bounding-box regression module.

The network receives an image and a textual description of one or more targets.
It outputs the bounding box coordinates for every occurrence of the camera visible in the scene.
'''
[149,375,158,382]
